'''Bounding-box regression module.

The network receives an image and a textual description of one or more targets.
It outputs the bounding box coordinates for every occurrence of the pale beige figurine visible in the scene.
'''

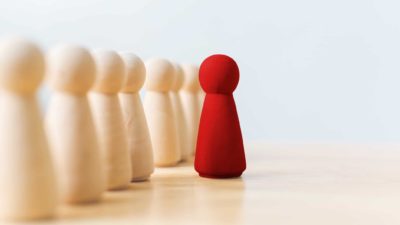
[180,64,201,155]
[89,50,131,190]
[0,37,57,220]
[119,53,154,181]
[171,63,190,161]
[144,58,180,167]
[198,88,205,117]
[45,44,105,203]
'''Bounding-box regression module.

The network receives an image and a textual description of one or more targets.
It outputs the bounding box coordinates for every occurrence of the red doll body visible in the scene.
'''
[195,54,246,178]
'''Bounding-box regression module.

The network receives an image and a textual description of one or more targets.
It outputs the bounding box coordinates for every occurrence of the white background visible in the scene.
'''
[1,0,400,142]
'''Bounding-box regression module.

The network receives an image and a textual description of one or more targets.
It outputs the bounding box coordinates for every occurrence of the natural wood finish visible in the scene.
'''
[197,88,205,116]
[119,53,154,181]
[144,58,179,167]
[10,142,400,224]
[89,50,131,190]
[180,64,201,155]
[45,45,105,204]
[0,38,57,220]
[170,64,189,161]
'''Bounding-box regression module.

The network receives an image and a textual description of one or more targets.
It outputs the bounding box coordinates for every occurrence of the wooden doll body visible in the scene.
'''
[46,93,105,202]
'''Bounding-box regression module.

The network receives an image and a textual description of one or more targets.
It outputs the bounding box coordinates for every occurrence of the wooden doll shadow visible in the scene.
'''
[58,181,155,221]
[128,179,155,191]
[176,157,195,167]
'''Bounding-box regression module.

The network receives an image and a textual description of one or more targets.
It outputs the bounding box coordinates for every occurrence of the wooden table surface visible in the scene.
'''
[8,142,400,225]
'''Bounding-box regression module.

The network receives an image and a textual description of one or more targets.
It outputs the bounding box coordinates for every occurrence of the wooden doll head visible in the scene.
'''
[120,53,146,93]
[91,50,124,94]
[144,58,174,92]
[47,44,95,94]
[181,64,200,92]
[171,63,184,92]
[0,37,44,94]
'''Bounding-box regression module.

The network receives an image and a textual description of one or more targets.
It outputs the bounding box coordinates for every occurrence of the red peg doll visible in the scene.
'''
[195,54,246,178]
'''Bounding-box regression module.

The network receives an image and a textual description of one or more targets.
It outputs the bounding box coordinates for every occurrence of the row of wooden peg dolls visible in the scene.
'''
[0,37,203,221]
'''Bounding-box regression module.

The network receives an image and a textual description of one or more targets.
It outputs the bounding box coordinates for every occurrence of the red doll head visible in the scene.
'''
[199,54,239,94]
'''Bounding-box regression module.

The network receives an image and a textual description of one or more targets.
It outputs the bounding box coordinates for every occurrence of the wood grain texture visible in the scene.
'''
[89,93,131,190]
[120,92,154,181]
[8,142,400,225]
